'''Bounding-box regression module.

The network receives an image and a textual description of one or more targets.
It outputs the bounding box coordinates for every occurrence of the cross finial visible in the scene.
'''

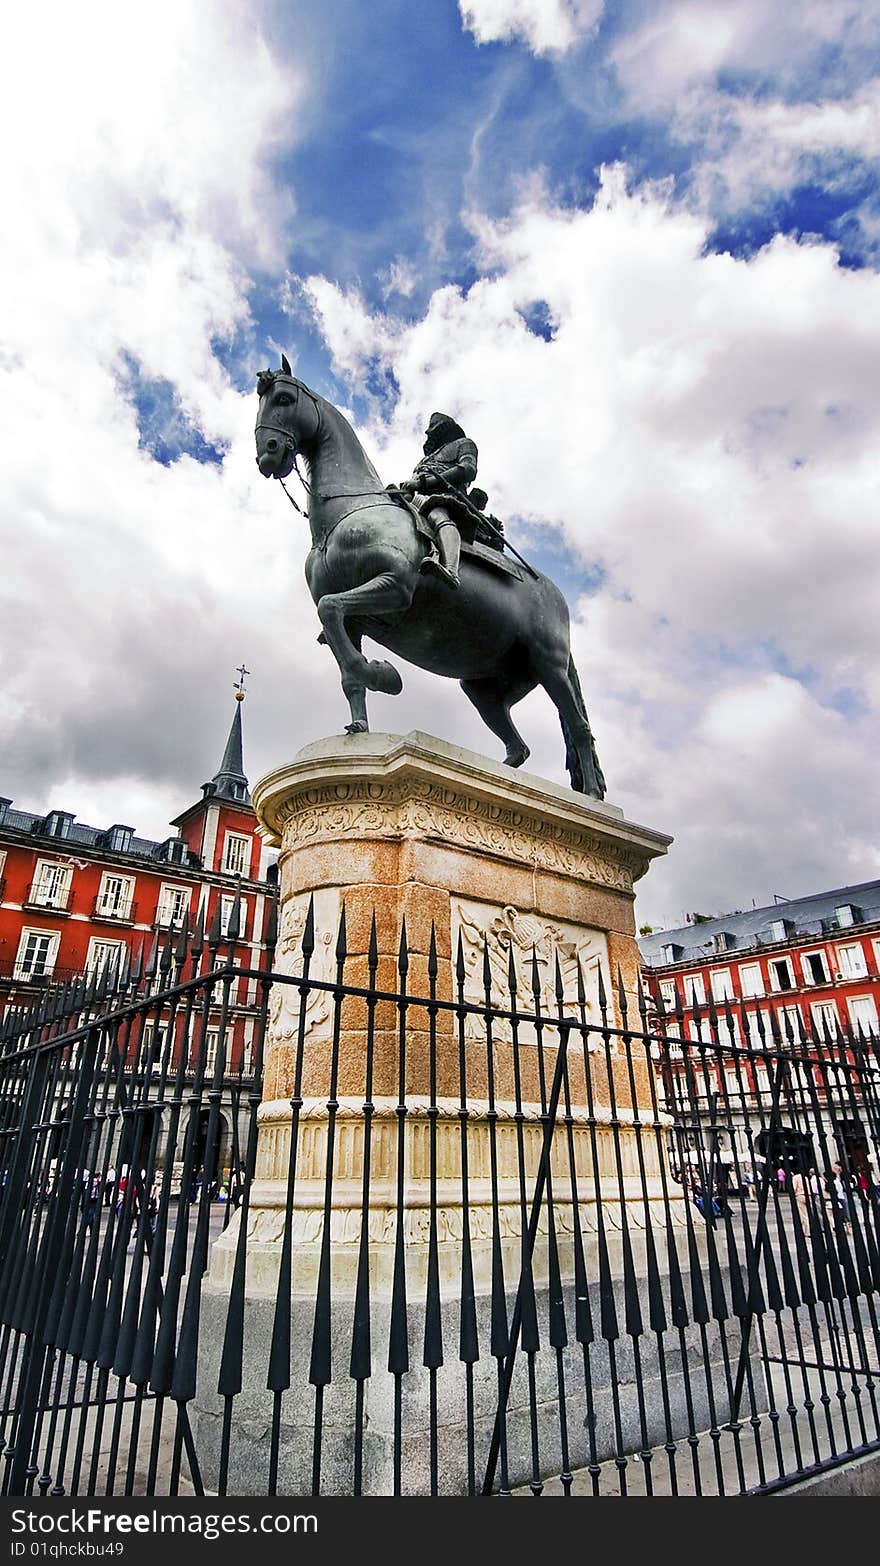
[234,664,250,702]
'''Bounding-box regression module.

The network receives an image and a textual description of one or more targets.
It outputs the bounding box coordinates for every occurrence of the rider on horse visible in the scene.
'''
[400,413,503,590]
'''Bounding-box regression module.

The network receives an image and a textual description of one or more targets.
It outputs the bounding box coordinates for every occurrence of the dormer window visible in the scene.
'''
[107,824,133,853]
[835,904,857,928]
[44,810,73,840]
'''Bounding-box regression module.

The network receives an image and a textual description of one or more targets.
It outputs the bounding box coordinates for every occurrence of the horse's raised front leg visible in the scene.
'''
[316,573,409,703]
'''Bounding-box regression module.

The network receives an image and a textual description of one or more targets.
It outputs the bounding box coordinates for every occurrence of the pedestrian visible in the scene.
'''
[104,1165,116,1207]
[776,1164,787,1191]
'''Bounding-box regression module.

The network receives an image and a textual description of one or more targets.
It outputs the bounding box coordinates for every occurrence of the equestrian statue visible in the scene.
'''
[254,355,606,798]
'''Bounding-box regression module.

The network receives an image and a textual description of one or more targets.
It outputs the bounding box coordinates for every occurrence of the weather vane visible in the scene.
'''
[234,663,250,702]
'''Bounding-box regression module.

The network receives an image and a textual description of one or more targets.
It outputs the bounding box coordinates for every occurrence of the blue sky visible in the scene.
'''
[1,0,879,927]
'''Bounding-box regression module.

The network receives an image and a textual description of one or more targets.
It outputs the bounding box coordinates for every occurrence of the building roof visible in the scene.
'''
[639,879,880,969]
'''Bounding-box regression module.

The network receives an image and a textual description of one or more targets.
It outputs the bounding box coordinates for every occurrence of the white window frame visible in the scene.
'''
[836,942,868,980]
[659,978,676,1008]
[86,937,124,975]
[801,949,829,986]
[768,956,796,993]
[14,927,60,981]
[156,883,191,927]
[711,967,734,1003]
[811,1000,840,1037]
[739,962,764,998]
[683,973,706,1006]
[31,859,71,910]
[848,995,878,1036]
[222,831,251,877]
[780,1004,803,1043]
[97,871,135,919]
[745,1008,770,1048]
[204,1029,220,1074]
[219,893,244,938]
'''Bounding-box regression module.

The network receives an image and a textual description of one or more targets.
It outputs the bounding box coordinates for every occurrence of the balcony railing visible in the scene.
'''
[154,906,190,929]
[24,880,71,913]
[92,894,137,924]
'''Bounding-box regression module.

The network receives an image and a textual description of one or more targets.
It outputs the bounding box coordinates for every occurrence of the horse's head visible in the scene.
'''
[254,354,319,480]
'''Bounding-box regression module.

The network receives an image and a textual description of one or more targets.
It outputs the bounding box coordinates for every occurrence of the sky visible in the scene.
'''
[1,0,879,931]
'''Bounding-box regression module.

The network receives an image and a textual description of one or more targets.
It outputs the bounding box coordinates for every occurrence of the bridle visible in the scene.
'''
[255,370,397,519]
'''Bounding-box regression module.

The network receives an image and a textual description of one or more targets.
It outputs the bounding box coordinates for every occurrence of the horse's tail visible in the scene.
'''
[560,655,607,799]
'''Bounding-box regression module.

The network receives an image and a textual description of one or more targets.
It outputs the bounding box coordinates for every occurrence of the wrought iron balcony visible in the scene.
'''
[24,880,71,913]
[92,893,137,924]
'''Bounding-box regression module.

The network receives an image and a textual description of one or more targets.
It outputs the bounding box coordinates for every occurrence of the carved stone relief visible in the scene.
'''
[267,886,340,1045]
[450,895,609,1046]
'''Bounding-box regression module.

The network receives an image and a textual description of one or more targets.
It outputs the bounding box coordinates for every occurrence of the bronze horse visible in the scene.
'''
[254,357,606,797]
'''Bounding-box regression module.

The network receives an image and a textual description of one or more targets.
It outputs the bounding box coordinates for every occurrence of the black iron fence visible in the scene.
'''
[1,896,880,1498]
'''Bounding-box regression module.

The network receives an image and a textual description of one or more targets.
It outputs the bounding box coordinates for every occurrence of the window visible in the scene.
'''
[802,950,828,985]
[835,904,856,928]
[156,884,190,927]
[745,1008,770,1047]
[683,973,705,1006]
[97,873,134,919]
[31,860,71,909]
[769,919,789,942]
[780,1004,802,1043]
[86,938,124,975]
[687,1017,713,1044]
[768,957,794,992]
[811,1000,839,1038]
[659,978,677,1008]
[848,996,878,1037]
[711,968,734,1002]
[219,894,245,938]
[204,1029,220,1074]
[223,832,251,877]
[739,963,764,998]
[14,928,60,981]
[836,943,868,980]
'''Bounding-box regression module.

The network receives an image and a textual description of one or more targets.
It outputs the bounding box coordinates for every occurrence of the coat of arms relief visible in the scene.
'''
[451,897,609,1047]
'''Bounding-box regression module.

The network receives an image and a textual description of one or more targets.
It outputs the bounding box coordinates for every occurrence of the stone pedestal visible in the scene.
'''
[196,734,701,1494]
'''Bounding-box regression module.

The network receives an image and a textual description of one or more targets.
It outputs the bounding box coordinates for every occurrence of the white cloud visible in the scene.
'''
[297,167,880,924]
[612,0,878,107]
[460,0,603,56]
[609,1,880,229]
[0,2,310,841]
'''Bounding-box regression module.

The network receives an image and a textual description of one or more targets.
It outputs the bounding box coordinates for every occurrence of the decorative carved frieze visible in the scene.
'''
[273,775,644,890]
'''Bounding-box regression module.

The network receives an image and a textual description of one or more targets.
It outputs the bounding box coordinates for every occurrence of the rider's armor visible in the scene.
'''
[402,413,482,590]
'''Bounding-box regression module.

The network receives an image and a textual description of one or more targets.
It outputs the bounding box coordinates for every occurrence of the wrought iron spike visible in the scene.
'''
[302,893,315,958]
[596,962,607,1011]
[555,951,565,1005]
[336,903,348,963]
[174,914,190,966]
[191,907,205,959]
[507,943,518,998]
[482,934,491,993]
[159,929,174,975]
[455,929,466,984]
[368,910,379,968]
[576,957,586,1008]
[207,897,223,948]
[264,894,279,950]
[428,923,438,980]
[145,930,160,979]
[397,917,409,976]
[227,887,242,944]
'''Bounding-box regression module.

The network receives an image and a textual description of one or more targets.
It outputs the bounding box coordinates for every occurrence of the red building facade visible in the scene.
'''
[0,693,273,1080]
[639,883,880,1175]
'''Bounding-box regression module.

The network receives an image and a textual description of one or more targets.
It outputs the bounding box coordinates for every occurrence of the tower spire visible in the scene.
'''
[204,669,251,805]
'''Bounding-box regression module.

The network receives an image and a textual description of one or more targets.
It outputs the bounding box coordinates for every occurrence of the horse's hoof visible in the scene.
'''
[344,721,369,735]
[504,744,530,769]
[365,660,403,695]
